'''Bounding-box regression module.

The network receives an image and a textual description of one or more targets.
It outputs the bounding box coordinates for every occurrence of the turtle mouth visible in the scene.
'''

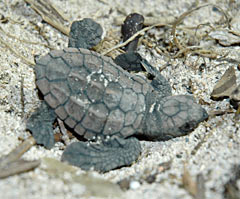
[179,109,208,133]
[179,121,198,133]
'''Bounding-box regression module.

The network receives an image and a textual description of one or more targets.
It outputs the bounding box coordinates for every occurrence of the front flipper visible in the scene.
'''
[61,137,141,172]
[26,102,56,149]
[68,18,103,49]
[141,59,172,98]
[114,52,144,72]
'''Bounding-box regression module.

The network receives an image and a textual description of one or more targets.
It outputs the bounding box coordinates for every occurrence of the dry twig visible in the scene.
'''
[24,0,70,36]
[182,165,206,199]
[102,23,167,56]
[171,3,229,58]
[0,36,35,66]
[0,26,55,50]
[0,137,39,179]
[20,76,25,118]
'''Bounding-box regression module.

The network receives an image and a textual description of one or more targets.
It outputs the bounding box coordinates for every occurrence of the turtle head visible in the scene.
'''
[143,95,208,141]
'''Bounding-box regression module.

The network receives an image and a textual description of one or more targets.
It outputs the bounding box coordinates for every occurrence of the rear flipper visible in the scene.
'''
[114,53,172,99]
[61,137,141,172]
[26,102,56,149]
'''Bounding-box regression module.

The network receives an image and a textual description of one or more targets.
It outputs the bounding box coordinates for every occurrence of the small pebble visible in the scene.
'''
[130,180,140,190]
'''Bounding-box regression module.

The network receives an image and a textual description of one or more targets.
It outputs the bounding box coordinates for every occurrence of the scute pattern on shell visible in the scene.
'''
[35,48,151,139]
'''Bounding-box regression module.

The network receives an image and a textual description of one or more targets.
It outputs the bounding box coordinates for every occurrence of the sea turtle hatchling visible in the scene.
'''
[27,18,208,172]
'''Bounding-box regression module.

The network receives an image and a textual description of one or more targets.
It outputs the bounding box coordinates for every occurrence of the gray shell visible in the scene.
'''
[35,48,152,139]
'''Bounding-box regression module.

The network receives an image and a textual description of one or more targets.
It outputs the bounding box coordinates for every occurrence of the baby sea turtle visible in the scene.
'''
[27,17,208,172]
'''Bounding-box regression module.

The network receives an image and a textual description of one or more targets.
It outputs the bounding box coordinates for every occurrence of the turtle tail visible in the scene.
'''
[61,137,141,172]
